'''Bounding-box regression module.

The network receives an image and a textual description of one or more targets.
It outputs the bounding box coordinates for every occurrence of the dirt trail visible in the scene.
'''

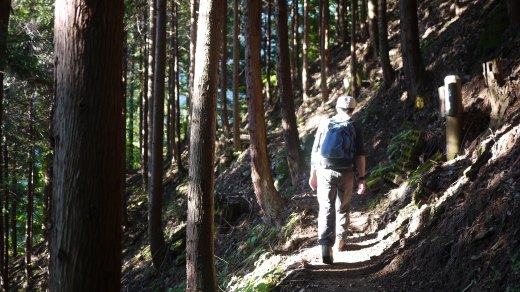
[273,192,409,292]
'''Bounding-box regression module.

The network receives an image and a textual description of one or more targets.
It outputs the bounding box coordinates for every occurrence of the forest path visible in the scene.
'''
[274,201,407,292]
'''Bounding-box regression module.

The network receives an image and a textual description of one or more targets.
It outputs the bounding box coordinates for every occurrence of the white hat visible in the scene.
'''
[336,95,356,110]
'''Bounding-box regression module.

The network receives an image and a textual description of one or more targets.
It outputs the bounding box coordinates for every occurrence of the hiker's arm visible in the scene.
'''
[309,121,327,191]
[357,155,366,195]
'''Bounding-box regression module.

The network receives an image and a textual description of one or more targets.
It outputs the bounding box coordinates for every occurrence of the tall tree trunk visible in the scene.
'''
[2,139,8,291]
[302,0,309,101]
[276,0,306,185]
[173,2,184,171]
[291,0,299,93]
[319,0,330,102]
[360,0,368,37]
[244,0,284,223]
[399,0,426,107]
[188,0,199,139]
[147,0,157,191]
[0,135,3,291]
[220,2,231,138]
[186,0,224,290]
[351,0,360,98]
[338,0,348,43]
[51,0,124,289]
[0,0,6,291]
[141,8,150,190]
[378,0,395,88]
[122,32,129,228]
[232,0,242,152]
[265,0,273,105]
[167,4,175,161]
[368,0,379,59]
[25,99,35,288]
[149,0,167,269]
[128,49,135,169]
[0,6,11,289]
[9,159,15,259]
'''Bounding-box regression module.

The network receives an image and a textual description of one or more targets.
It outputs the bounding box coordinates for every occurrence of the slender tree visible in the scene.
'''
[147,0,157,190]
[244,0,284,223]
[172,1,184,171]
[186,0,224,290]
[188,0,199,134]
[291,0,299,92]
[0,8,11,286]
[319,0,330,102]
[51,0,124,289]
[351,0,360,98]
[141,8,150,190]
[25,99,35,288]
[368,0,379,59]
[378,0,395,88]
[399,0,426,107]
[232,0,242,152]
[276,0,306,185]
[220,1,231,137]
[149,0,167,269]
[9,160,15,258]
[265,0,273,104]
[302,0,309,101]
[2,139,8,291]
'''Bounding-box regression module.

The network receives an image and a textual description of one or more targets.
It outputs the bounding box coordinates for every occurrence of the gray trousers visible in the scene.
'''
[316,168,354,247]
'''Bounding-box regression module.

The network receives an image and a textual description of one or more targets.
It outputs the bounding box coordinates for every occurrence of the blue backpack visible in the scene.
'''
[319,118,356,161]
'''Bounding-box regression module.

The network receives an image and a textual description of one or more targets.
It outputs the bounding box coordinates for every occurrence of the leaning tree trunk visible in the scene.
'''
[399,0,426,108]
[244,0,284,223]
[378,0,395,89]
[351,0,360,98]
[319,0,330,102]
[186,0,224,290]
[276,0,306,185]
[51,0,124,290]
[149,0,167,270]
[232,0,242,152]
[302,0,309,101]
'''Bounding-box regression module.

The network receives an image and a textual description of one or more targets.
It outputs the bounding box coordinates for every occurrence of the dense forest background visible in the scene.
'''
[0,0,519,290]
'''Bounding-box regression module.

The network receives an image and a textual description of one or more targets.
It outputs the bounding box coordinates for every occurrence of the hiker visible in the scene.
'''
[308,95,367,265]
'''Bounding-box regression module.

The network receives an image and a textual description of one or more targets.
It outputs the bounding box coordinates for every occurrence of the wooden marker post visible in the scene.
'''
[444,75,463,160]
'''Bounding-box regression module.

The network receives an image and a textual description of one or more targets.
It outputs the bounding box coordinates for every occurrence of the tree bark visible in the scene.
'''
[265,0,273,105]
[232,0,242,152]
[186,0,224,290]
[302,0,309,101]
[0,6,10,288]
[276,0,306,185]
[51,0,124,290]
[173,2,184,171]
[220,2,231,138]
[188,0,199,138]
[506,0,520,31]
[368,0,379,59]
[2,139,8,291]
[149,0,167,270]
[244,0,284,223]
[399,0,426,106]
[351,0,360,98]
[25,99,35,288]
[378,0,395,88]
[147,0,157,191]
[319,0,330,102]
[141,8,150,190]
[291,0,299,93]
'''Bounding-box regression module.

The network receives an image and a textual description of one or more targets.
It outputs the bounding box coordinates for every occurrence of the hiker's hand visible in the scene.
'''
[357,181,366,195]
[309,173,317,191]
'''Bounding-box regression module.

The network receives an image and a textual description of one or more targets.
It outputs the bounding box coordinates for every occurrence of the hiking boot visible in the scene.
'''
[321,245,334,265]
[337,239,347,252]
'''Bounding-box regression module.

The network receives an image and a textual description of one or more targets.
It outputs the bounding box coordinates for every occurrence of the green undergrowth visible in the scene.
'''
[220,212,302,291]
